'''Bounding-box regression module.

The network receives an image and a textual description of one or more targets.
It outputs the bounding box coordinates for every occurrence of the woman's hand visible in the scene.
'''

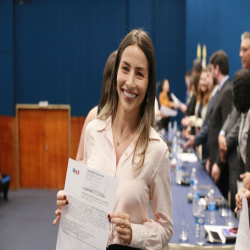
[181,117,190,127]
[53,190,69,225]
[235,188,250,213]
[109,212,132,245]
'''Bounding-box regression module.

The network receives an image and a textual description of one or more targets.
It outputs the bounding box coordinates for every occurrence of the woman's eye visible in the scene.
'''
[137,72,144,77]
[122,66,129,71]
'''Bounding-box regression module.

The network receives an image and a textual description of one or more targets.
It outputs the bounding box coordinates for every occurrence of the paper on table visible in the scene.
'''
[55,159,119,250]
[160,105,178,117]
[177,153,198,163]
[235,192,250,250]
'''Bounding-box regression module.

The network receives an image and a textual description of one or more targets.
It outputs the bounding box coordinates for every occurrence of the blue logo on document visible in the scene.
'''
[72,168,80,175]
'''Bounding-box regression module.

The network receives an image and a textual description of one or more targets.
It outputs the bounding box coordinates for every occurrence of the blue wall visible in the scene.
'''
[2,1,250,117]
[0,1,14,116]
[186,0,250,79]
[0,0,186,117]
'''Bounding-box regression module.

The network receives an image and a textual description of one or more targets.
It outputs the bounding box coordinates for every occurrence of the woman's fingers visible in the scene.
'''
[57,190,66,200]
[53,216,61,225]
[56,199,68,207]
[109,212,130,221]
[55,208,62,216]
[111,217,130,228]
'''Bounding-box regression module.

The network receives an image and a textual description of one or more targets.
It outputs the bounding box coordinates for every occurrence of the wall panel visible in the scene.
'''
[0,1,14,116]
[70,117,86,160]
[14,0,127,117]
[0,116,15,189]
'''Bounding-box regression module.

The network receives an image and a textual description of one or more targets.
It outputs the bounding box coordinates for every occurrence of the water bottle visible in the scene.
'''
[192,179,200,216]
[190,168,197,192]
[195,206,205,246]
[207,189,216,224]
[176,131,182,147]
[176,146,183,185]
[173,121,177,138]
[168,122,172,141]
[172,136,177,158]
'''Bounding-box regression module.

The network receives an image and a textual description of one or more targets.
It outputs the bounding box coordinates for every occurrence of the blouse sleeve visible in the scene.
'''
[129,147,173,249]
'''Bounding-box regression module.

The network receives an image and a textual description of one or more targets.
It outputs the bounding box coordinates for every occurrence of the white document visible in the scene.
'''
[160,105,178,117]
[55,159,119,250]
[235,192,250,250]
[177,153,198,163]
[171,93,182,106]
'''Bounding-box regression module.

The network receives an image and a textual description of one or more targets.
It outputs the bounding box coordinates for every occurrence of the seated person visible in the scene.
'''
[0,167,10,201]
[158,78,179,131]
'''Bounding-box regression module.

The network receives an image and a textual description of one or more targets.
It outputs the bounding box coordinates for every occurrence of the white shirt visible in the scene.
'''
[84,116,173,249]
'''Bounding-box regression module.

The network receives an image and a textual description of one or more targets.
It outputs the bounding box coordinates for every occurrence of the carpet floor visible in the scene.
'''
[0,189,59,250]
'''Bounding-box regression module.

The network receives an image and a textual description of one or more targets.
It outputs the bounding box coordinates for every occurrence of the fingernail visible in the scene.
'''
[108,214,110,218]
[66,200,69,205]
[64,195,66,199]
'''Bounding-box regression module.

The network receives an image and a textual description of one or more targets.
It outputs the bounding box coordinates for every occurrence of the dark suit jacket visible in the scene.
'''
[209,78,233,167]
[194,88,219,160]
[186,94,196,116]
[245,124,250,172]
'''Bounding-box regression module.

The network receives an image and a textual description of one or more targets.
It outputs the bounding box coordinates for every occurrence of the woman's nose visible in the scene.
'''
[126,73,135,89]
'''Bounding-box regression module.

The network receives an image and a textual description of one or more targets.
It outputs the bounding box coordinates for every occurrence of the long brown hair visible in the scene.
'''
[98,29,156,170]
[100,50,117,107]
[196,69,210,106]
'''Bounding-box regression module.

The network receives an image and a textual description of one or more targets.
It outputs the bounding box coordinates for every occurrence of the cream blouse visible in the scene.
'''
[83,116,173,249]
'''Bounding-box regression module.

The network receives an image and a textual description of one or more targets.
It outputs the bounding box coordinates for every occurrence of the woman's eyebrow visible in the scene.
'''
[121,60,146,72]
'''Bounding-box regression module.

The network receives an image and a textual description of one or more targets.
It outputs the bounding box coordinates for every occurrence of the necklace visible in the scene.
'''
[116,125,140,146]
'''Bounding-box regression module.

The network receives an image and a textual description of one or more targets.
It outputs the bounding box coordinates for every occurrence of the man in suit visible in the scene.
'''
[208,50,233,199]
[217,32,250,208]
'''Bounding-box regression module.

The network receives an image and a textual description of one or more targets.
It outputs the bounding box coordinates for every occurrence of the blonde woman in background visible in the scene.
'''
[76,50,117,163]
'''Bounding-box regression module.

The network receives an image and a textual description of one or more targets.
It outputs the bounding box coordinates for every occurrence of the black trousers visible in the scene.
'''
[107,245,140,250]
[0,174,10,200]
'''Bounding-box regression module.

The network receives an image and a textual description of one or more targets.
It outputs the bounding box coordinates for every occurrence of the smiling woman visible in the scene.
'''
[53,29,173,250]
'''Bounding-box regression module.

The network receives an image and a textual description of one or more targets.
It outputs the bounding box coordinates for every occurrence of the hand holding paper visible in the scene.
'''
[55,159,119,250]
[235,191,250,250]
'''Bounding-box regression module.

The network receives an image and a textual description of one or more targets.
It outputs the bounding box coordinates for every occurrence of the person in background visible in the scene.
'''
[54,29,173,249]
[184,60,202,118]
[158,78,179,131]
[182,68,210,131]
[183,64,219,161]
[182,68,211,159]
[208,50,233,199]
[76,50,117,163]
[0,166,10,201]
[183,73,200,137]
[223,69,250,195]
[185,70,192,106]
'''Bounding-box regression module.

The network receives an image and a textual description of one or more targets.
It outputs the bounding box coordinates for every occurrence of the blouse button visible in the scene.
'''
[125,152,128,156]
[112,172,115,176]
